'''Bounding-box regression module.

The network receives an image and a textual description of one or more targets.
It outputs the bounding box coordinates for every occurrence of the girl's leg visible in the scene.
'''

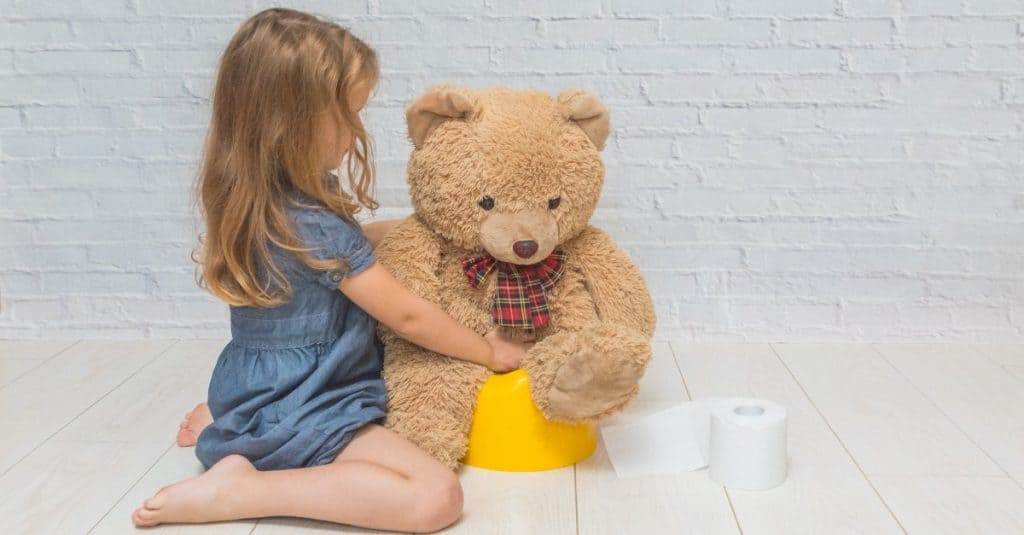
[176,402,212,447]
[134,424,463,533]
[333,423,457,482]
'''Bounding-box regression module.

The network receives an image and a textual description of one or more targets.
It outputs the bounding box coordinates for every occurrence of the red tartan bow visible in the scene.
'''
[461,249,567,330]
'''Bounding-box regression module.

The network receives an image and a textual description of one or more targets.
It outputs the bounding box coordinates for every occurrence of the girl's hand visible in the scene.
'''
[484,330,533,373]
[342,263,529,370]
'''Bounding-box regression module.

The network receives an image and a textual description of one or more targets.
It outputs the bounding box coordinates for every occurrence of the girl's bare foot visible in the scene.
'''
[132,454,255,527]
[176,402,213,447]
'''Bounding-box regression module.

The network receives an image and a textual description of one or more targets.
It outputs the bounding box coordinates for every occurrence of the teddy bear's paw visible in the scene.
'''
[544,325,650,421]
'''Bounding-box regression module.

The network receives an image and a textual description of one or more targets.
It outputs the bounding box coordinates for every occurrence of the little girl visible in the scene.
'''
[132,8,531,532]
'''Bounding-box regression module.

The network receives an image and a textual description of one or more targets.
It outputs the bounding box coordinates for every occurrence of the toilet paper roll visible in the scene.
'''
[707,398,787,490]
[598,398,787,490]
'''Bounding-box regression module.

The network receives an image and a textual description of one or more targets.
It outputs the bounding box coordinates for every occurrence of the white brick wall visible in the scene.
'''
[1,0,1022,341]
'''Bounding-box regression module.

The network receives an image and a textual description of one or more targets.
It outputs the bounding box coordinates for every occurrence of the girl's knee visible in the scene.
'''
[412,471,463,532]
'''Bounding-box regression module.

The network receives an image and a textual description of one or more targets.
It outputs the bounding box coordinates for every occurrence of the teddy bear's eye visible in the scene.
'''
[548,196,561,210]
[479,196,495,210]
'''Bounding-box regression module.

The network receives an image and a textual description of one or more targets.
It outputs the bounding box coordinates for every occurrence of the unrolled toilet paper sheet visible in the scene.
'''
[599,398,788,490]
[599,402,712,478]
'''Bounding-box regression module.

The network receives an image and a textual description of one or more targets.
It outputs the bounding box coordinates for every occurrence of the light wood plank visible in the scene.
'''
[875,343,1024,485]
[442,466,576,535]
[0,339,76,360]
[254,516,400,534]
[0,439,169,534]
[0,340,177,474]
[575,342,741,535]
[0,357,43,387]
[58,339,225,443]
[872,476,1024,535]
[969,344,1024,385]
[774,343,1002,477]
[674,342,902,535]
[577,441,738,535]
[971,344,1024,367]
[90,444,256,535]
[0,340,77,387]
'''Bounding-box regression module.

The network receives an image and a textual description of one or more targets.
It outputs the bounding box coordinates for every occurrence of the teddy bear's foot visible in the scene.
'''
[537,323,650,422]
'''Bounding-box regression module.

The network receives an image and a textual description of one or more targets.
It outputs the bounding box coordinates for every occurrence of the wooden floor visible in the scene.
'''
[1,340,1022,535]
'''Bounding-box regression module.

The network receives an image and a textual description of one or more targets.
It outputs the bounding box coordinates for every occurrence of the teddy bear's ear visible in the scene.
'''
[556,89,611,151]
[406,85,476,150]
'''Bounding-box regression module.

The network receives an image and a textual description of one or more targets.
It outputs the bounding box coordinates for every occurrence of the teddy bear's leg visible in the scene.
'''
[382,338,490,470]
[522,322,651,423]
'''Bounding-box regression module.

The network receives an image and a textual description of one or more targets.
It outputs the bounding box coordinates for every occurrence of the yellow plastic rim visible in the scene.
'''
[462,369,596,472]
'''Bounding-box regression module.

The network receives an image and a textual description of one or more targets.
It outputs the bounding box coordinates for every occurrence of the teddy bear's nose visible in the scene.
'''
[513,240,538,258]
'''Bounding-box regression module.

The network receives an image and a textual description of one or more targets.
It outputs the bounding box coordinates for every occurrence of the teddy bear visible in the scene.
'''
[374,85,656,470]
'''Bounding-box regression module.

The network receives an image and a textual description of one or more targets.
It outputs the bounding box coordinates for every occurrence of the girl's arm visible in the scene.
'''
[361,219,402,248]
[339,262,528,372]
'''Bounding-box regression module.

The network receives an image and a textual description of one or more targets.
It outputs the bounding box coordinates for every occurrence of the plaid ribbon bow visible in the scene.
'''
[461,249,567,330]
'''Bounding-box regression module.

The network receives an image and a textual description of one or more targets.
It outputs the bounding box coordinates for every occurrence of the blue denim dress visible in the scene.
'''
[195,193,387,471]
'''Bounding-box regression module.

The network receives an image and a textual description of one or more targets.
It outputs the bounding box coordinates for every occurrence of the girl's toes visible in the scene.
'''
[133,507,157,526]
[144,489,169,510]
[176,430,196,447]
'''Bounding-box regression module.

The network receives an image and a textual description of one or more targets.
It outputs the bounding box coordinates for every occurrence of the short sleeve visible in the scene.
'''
[294,210,376,288]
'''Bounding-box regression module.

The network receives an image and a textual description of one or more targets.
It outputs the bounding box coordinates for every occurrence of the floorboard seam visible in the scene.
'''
[870,344,1024,491]
[0,340,181,479]
[768,343,909,535]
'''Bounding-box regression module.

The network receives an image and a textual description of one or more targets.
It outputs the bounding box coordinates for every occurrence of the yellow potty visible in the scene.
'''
[462,369,597,471]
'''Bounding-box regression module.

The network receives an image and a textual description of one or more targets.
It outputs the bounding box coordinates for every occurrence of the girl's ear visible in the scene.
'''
[406,85,476,149]
[556,88,610,151]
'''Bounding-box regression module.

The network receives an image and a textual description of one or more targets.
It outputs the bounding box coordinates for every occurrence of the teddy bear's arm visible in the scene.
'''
[566,225,657,337]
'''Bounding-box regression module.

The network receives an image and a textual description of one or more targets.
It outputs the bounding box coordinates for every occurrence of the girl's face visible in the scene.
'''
[319,80,371,173]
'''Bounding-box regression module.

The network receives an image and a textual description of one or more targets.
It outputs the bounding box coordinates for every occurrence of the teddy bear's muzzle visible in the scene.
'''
[479,209,559,265]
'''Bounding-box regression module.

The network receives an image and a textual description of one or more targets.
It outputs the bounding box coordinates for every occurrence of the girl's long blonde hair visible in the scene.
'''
[194,8,379,308]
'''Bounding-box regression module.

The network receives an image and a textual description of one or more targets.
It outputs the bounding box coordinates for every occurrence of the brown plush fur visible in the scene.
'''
[376,86,656,470]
